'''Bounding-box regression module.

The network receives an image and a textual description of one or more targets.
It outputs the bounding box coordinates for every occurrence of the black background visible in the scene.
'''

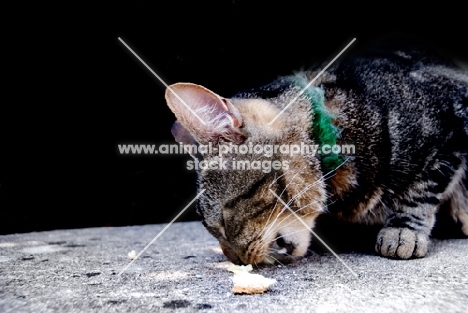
[2,0,467,235]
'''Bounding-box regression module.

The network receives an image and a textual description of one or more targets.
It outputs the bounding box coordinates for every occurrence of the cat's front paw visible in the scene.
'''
[375,227,429,259]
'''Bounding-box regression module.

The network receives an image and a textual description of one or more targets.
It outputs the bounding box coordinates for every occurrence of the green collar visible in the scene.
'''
[289,73,343,172]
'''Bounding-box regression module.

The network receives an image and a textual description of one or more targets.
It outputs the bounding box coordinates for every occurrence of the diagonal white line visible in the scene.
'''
[268,188,359,278]
[268,38,356,125]
[117,189,206,276]
[118,37,207,125]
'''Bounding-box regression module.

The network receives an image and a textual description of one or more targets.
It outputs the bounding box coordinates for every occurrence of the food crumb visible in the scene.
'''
[227,264,276,294]
[127,250,137,260]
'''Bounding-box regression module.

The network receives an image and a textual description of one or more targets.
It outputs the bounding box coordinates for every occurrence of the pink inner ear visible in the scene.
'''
[165,83,245,144]
[176,86,235,125]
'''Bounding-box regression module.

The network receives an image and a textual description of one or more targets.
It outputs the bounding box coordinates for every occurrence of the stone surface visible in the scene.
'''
[1,222,467,313]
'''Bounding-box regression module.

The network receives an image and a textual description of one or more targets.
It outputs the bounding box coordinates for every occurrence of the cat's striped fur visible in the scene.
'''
[165,39,468,265]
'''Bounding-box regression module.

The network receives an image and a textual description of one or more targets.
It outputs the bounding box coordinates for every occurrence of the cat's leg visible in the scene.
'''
[376,157,467,259]
[375,196,438,259]
[443,167,468,236]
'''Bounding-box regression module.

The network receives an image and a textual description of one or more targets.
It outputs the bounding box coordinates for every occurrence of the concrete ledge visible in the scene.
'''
[1,222,467,312]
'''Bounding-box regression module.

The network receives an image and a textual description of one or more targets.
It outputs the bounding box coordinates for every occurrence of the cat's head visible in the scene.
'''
[165,83,326,265]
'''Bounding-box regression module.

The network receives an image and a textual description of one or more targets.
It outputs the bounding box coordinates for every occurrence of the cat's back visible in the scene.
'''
[332,38,468,98]
[325,38,468,139]
[317,39,468,221]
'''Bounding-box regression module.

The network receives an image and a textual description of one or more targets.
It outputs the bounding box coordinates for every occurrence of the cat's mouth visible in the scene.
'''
[259,216,315,265]
[262,236,299,265]
[219,234,301,265]
[219,215,316,265]
[274,237,296,255]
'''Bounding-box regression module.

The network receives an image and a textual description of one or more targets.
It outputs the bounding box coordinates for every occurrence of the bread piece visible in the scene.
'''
[127,250,137,260]
[227,264,276,294]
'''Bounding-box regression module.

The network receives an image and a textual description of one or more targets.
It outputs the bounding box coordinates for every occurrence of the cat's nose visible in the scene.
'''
[219,239,245,265]
[275,237,295,255]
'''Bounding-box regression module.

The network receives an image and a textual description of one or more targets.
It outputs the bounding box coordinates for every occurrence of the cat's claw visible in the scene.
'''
[375,227,429,259]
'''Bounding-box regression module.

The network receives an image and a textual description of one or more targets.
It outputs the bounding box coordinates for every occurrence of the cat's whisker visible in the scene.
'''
[269,164,309,189]
[255,157,351,261]
[257,205,287,245]
[267,248,285,256]
[265,167,306,199]
[258,184,306,243]
[275,165,310,204]
[264,181,329,239]
[261,168,305,240]
[285,181,325,208]
[270,247,296,259]
[269,200,338,241]
[264,221,316,247]
[260,169,344,248]
[285,157,351,208]
[262,247,296,265]
[299,198,336,213]
[253,261,260,271]
[262,178,327,238]
[268,227,312,243]
[264,254,286,267]
[440,160,456,171]
[260,211,306,244]
[269,171,286,189]
[260,202,320,242]
[263,165,310,228]
[435,161,456,179]
[258,205,323,249]
[285,168,340,207]
[306,248,320,257]
[270,188,359,278]
[262,200,286,232]
[259,175,340,244]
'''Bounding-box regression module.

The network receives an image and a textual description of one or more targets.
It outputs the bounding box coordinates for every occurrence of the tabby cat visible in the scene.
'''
[164,39,468,265]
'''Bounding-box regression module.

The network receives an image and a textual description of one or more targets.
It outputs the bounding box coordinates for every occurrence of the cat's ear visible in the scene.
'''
[171,121,200,157]
[165,83,245,145]
[171,121,197,146]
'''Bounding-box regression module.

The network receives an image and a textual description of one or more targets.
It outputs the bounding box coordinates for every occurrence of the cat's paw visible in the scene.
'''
[458,211,468,236]
[375,227,429,259]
